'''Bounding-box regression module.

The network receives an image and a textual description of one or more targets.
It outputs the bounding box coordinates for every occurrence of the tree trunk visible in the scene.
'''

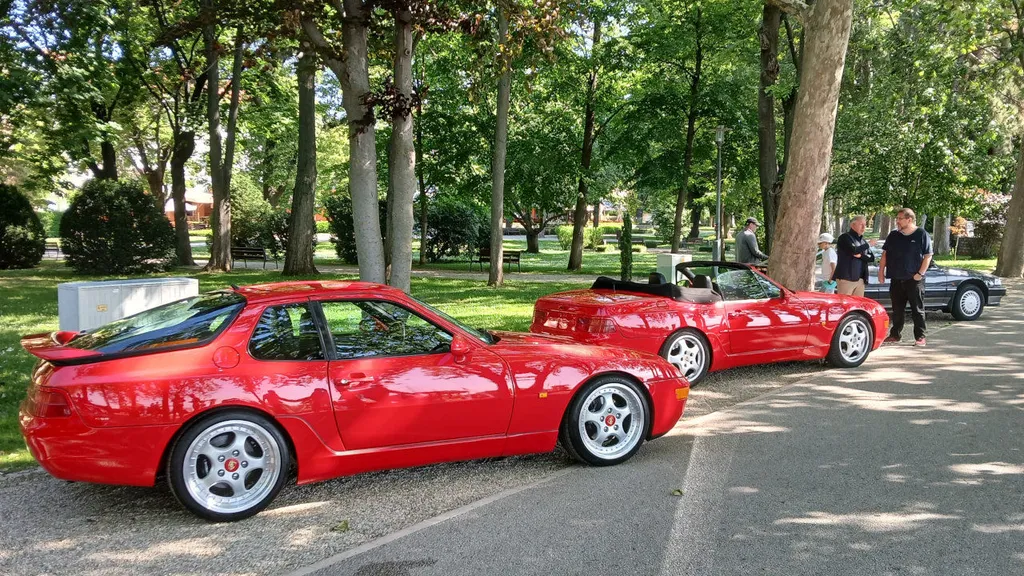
[758,4,782,254]
[592,201,600,227]
[526,230,540,253]
[932,214,950,255]
[283,51,319,276]
[203,6,230,272]
[387,10,417,293]
[569,19,602,271]
[145,169,166,207]
[170,131,195,266]
[673,9,703,250]
[879,214,891,239]
[416,99,428,266]
[489,8,512,286]
[996,137,1024,278]
[98,140,119,180]
[769,0,855,291]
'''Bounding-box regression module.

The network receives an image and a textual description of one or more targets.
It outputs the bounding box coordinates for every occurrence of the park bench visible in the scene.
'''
[231,246,278,269]
[45,240,62,259]
[470,247,522,272]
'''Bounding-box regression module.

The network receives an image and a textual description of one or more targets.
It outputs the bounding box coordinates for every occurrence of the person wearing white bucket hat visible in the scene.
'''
[818,232,837,293]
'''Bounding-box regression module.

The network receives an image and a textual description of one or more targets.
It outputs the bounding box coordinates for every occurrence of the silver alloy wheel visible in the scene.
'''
[838,317,870,364]
[958,288,982,318]
[664,332,706,381]
[183,419,282,515]
[577,383,645,460]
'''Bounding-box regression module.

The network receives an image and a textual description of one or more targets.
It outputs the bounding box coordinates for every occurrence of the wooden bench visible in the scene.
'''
[45,241,62,259]
[231,246,278,269]
[470,248,522,272]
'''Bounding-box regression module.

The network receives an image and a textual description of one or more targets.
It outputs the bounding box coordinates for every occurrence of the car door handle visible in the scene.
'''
[339,372,375,386]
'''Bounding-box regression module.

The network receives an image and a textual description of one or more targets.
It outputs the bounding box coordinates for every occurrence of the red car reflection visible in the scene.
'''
[531,262,890,385]
[20,281,687,521]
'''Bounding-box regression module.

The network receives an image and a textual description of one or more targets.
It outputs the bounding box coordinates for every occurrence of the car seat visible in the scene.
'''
[691,275,713,289]
[648,272,667,285]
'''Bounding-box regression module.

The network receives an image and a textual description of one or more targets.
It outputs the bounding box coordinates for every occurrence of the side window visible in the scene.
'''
[249,303,324,361]
[754,274,782,299]
[716,269,769,301]
[320,300,453,360]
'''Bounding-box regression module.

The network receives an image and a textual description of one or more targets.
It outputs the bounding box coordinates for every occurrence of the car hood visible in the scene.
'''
[933,265,1001,283]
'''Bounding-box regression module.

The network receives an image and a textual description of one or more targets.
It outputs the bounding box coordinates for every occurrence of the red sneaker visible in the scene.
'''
[915,338,926,347]
[882,337,900,345]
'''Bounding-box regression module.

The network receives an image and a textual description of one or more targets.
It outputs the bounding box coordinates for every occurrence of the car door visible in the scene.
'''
[717,268,811,355]
[316,299,513,450]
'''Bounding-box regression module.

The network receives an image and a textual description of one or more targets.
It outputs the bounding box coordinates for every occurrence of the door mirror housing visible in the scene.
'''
[450,335,471,361]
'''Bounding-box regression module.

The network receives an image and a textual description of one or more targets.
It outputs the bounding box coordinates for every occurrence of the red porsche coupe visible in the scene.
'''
[20,281,688,521]
[531,261,890,385]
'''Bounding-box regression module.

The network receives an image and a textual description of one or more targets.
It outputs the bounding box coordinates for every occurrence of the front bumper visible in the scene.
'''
[988,285,1007,306]
[646,377,689,439]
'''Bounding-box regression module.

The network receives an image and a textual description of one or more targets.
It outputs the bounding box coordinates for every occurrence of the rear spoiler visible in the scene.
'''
[21,332,102,365]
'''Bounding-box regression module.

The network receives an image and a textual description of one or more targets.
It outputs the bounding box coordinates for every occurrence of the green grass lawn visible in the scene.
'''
[0,261,585,471]
[933,254,997,273]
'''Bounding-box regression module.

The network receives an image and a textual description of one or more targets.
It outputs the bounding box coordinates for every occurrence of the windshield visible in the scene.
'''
[411,297,496,344]
[67,291,245,354]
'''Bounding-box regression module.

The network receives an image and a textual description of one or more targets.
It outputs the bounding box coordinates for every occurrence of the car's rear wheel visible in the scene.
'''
[951,284,984,321]
[659,329,710,385]
[560,376,650,466]
[827,314,872,368]
[168,410,290,522]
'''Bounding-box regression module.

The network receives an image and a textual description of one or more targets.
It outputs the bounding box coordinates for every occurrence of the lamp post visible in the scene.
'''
[713,125,725,261]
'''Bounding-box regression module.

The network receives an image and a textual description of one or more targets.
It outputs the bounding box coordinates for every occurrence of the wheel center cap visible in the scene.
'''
[225,458,239,472]
[605,414,617,426]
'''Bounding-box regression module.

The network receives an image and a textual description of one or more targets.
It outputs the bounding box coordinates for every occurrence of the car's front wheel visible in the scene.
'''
[827,314,872,368]
[951,284,985,321]
[168,410,290,522]
[560,376,650,466]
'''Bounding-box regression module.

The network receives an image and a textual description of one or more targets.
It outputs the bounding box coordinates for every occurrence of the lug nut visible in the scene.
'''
[241,461,248,468]
[232,473,239,480]
[604,427,609,432]
[218,455,225,462]
[218,470,225,477]
[232,450,240,456]
[614,425,619,430]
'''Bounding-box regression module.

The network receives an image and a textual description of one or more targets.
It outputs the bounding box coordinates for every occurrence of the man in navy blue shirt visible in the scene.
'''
[878,208,933,346]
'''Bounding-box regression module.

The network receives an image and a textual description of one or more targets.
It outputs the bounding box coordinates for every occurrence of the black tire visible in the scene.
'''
[950,284,985,321]
[167,409,291,522]
[827,314,873,368]
[658,328,711,385]
[559,375,651,467]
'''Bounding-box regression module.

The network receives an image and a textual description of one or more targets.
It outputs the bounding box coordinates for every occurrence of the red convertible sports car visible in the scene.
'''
[20,281,688,521]
[531,261,890,385]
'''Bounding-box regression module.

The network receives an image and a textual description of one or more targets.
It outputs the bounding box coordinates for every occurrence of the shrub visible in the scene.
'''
[585,227,604,249]
[598,224,621,235]
[970,193,1009,258]
[316,220,331,234]
[60,179,174,274]
[0,184,46,269]
[425,199,487,261]
[231,175,287,258]
[620,213,633,281]
[652,206,677,245]
[556,225,574,250]
[644,240,659,249]
[324,194,387,264]
[38,210,63,238]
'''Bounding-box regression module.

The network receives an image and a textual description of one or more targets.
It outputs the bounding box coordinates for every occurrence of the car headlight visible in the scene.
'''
[988,278,1001,286]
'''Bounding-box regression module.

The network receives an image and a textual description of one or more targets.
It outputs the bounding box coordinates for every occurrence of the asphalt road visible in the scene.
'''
[1,284,1019,576]
[294,286,1024,576]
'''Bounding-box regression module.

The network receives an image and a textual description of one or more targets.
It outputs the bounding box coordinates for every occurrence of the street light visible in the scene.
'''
[713,125,725,261]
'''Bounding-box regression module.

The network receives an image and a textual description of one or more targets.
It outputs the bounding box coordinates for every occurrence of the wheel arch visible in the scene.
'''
[564,371,656,439]
[156,405,299,484]
[659,326,714,372]
[955,279,989,303]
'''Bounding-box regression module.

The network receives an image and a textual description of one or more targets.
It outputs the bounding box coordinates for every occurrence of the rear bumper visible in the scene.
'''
[20,402,173,487]
[646,377,689,439]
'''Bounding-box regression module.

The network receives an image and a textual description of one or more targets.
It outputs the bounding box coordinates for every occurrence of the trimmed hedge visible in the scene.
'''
[60,179,175,274]
[324,194,387,264]
[0,184,46,269]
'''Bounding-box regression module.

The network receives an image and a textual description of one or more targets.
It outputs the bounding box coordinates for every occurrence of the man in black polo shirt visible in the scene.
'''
[878,208,933,346]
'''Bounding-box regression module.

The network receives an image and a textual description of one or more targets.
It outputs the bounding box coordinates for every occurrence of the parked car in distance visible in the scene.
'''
[531,262,890,386]
[20,281,688,521]
[817,247,1006,320]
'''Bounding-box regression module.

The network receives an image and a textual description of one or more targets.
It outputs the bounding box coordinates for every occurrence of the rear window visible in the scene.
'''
[66,291,245,354]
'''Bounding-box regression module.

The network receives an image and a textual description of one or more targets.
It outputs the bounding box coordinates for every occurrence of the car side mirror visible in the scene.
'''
[450,335,470,362]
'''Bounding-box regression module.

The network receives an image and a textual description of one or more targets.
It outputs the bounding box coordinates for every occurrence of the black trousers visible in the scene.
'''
[889,278,926,340]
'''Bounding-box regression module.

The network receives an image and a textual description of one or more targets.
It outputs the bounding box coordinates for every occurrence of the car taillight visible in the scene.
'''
[26,388,73,418]
[576,317,617,334]
[533,309,546,326]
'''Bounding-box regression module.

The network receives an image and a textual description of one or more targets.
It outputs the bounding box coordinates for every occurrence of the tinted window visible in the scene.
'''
[321,300,453,359]
[249,303,324,361]
[67,291,244,354]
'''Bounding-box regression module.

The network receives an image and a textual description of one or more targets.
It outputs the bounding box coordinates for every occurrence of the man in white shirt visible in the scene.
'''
[818,233,837,293]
